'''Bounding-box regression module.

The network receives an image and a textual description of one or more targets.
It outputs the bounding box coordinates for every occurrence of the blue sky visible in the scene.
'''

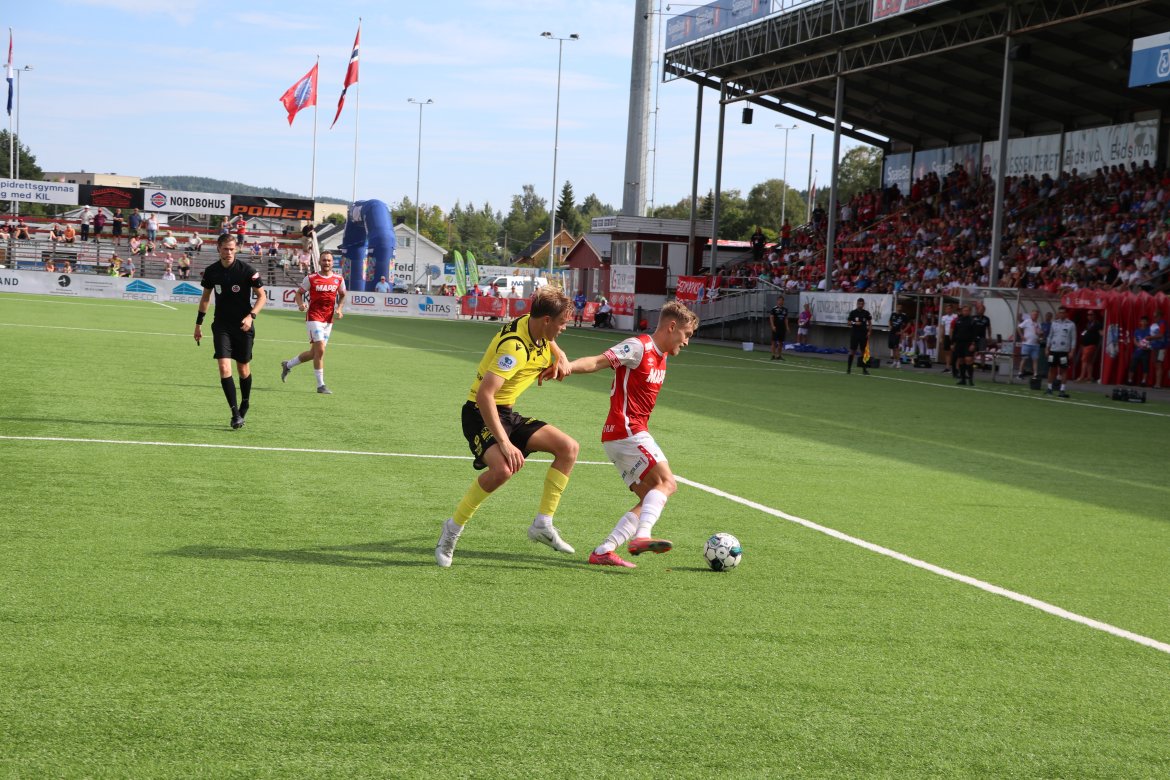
[7,1,859,217]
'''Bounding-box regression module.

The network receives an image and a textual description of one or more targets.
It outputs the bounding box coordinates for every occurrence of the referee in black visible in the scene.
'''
[194,234,267,429]
[846,297,872,375]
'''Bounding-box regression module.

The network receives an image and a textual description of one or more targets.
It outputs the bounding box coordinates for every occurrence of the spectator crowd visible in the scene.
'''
[719,162,1170,298]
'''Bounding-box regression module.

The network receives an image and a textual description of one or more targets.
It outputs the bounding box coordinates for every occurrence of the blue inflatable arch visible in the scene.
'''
[340,199,397,292]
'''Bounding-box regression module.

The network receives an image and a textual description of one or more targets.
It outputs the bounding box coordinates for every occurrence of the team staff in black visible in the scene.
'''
[1076,309,1102,383]
[194,234,267,429]
[846,297,872,375]
[887,303,910,368]
[972,302,992,353]
[951,304,979,386]
[769,296,789,361]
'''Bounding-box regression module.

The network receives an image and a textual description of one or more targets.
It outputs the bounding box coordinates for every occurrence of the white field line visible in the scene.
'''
[0,435,612,466]
[676,473,1170,657]
[0,322,475,353]
[2,434,1167,657]
[3,316,1168,417]
[151,301,177,310]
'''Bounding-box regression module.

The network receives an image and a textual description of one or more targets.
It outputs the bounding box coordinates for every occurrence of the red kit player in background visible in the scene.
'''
[280,252,347,395]
[567,300,700,568]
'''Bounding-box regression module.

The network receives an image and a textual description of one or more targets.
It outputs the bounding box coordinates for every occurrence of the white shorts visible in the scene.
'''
[306,320,333,343]
[602,431,667,487]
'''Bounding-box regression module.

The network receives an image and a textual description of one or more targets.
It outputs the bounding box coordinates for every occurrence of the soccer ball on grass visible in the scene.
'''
[703,533,742,571]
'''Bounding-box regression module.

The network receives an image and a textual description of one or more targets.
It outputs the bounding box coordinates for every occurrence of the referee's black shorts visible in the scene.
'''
[461,401,547,470]
[212,324,255,363]
[849,332,869,352]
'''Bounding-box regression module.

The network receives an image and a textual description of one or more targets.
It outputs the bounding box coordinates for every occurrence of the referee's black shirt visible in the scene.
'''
[201,260,263,327]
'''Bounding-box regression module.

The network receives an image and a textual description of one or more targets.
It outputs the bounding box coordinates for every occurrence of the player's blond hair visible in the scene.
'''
[661,300,699,329]
[531,286,573,319]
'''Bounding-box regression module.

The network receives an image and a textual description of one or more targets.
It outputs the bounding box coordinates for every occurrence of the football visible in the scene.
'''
[703,533,743,571]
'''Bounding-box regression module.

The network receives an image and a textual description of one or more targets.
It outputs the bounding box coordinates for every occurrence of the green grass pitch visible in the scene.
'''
[1,292,1168,778]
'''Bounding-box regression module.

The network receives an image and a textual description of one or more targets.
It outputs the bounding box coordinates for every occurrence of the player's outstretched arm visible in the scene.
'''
[539,341,572,384]
[566,354,610,375]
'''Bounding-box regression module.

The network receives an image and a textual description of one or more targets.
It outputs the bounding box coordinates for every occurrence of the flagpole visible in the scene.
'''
[806,134,814,222]
[311,55,319,202]
[351,17,361,204]
[7,29,13,183]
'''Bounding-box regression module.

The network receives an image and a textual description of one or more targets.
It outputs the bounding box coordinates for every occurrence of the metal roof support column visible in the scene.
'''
[687,81,703,275]
[711,80,727,272]
[824,63,845,292]
[989,15,1016,289]
[622,0,653,217]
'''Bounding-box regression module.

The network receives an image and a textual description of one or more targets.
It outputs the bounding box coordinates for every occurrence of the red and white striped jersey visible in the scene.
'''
[601,335,667,442]
[300,272,346,324]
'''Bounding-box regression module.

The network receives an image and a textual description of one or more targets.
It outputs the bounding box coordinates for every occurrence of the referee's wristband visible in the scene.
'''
[196,311,206,325]
[248,310,258,318]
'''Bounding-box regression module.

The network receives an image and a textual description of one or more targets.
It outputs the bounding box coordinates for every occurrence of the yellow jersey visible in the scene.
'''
[467,315,553,406]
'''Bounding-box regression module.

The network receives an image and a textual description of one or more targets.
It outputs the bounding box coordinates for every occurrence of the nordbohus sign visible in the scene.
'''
[144,189,230,216]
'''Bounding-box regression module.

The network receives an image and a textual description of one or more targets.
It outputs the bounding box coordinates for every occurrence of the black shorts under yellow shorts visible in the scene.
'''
[211,324,255,363]
[461,401,547,470]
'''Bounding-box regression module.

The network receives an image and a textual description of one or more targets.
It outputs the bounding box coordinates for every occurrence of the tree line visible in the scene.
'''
[3,133,881,261]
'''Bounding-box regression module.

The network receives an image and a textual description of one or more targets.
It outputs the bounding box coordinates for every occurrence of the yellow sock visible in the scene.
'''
[538,468,570,517]
[453,479,492,526]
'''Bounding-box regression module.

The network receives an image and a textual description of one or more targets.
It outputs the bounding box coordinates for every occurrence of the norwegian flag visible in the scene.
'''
[330,24,360,129]
[279,63,318,126]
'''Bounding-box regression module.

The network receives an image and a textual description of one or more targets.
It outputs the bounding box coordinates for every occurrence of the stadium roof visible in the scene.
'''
[663,0,1170,151]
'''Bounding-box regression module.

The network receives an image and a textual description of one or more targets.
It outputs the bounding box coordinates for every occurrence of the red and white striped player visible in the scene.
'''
[567,300,699,568]
[280,252,347,394]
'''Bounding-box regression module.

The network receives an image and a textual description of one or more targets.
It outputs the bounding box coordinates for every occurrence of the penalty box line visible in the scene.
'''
[675,474,1170,657]
[3,434,1167,657]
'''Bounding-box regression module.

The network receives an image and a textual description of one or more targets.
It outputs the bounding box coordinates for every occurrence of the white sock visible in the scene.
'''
[532,512,553,530]
[595,511,638,555]
[286,356,301,368]
[635,489,669,538]
[314,369,325,386]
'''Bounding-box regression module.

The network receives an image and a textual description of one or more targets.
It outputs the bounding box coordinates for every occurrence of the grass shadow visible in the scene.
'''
[0,415,219,431]
[161,538,586,571]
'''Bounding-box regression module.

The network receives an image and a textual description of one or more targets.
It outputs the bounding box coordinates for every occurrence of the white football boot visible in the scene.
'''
[528,524,575,554]
[435,518,463,568]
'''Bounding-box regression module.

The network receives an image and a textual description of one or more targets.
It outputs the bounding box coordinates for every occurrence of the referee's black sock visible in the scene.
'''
[847,355,854,372]
[239,374,252,417]
[220,377,238,412]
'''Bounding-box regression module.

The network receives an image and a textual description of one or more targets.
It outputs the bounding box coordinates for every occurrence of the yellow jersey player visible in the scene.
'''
[435,287,578,567]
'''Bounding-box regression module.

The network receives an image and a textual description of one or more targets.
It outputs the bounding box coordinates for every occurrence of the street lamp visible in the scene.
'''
[11,66,33,216]
[775,123,797,232]
[541,31,579,278]
[408,98,433,289]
